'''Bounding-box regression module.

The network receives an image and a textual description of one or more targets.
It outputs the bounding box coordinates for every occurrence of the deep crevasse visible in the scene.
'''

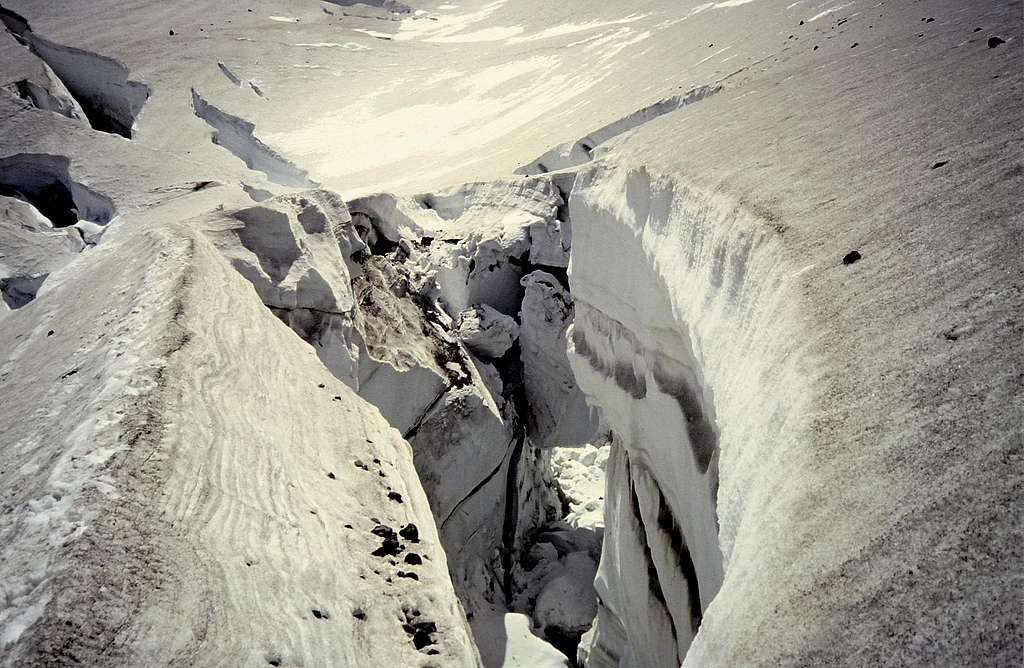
[565,163,813,666]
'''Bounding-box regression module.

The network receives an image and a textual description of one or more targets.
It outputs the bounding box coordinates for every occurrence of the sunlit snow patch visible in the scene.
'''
[352,28,395,40]
[807,2,854,22]
[506,14,648,45]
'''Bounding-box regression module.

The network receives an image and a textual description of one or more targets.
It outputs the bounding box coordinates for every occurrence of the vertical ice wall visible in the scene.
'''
[566,163,811,666]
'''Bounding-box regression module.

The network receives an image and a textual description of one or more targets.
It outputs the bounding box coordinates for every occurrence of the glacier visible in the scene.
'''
[0,0,1020,667]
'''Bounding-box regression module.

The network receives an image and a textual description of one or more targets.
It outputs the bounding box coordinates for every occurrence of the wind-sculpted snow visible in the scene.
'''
[515,85,721,175]
[0,198,481,666]
[190,89,316,189]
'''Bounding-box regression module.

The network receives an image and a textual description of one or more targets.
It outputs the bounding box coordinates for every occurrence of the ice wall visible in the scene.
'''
[566,163,812,666]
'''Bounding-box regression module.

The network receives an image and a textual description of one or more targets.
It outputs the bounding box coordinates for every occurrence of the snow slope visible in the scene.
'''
[0,189,480,666]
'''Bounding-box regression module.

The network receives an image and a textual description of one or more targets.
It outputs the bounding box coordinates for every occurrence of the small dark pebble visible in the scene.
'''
[973,27,982,32]
[988,36,1005,48]
[405,553,422,565]
[352,608,366,620]
[311,608,328,620]
[799,20,804,25]
[47,330,54,336]
[930,160,949,169]
[397,570,419,580]
[813,45,819,50]
[169,29,175,36]
[842,250,862,265]
[343,524,353,529]
[850,42,859,48]
[388,491,404,503]
[317,383,325,388]
[326,471,336,479]
[925,17,935,23]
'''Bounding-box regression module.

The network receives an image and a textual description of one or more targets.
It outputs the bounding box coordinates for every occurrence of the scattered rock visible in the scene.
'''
[397,570,419,580]
[371,524,396,539]
[930,160,949,169]
[988,36,1005,48]
[311,608,329,620]
[942,323,973,341]
[352,608,367,620]
[372,538,403,557]
[326,471,336,479]
[402,614,438,651]
[851,42,859,48]
[399,523,419,543]
[842,250,862,265]
[388,491,404,503]
[354,459,370,471]
[404,553,422,565]
[371,525,403,557]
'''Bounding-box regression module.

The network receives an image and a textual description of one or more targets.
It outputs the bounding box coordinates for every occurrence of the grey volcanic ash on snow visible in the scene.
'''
[0,0,1020,666]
